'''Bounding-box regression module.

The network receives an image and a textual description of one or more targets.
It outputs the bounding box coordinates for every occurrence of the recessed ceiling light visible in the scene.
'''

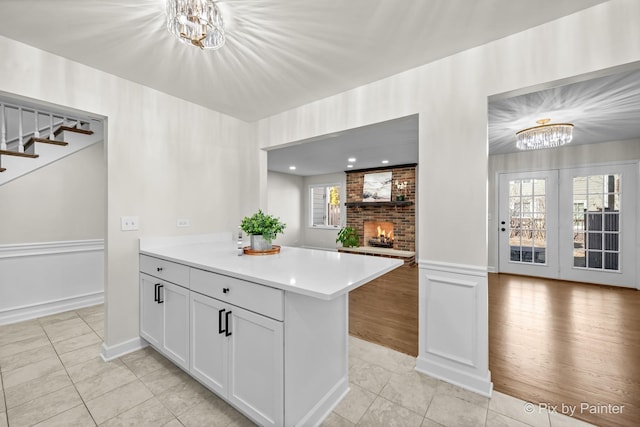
[348,157,356,162]
[381,160,389,164]
[347,164,353,168]
[289,166,296,170]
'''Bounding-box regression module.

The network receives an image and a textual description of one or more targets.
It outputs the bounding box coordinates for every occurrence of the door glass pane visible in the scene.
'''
[508,178,547,265]
[572,174,621,271]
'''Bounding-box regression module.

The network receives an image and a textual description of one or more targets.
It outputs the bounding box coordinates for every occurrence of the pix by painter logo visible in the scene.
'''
[523,401,625,417]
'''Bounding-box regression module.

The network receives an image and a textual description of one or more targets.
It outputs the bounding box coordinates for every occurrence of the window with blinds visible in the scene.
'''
[310,184,341,228]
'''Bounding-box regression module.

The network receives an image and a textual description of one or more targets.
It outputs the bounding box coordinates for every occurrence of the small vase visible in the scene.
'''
[250,234,272,251]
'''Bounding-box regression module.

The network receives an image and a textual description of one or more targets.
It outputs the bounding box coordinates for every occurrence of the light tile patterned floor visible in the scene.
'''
[0,305,595,427]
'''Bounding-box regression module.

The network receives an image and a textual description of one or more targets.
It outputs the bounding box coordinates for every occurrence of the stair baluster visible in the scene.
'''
[0,104,6,150]
[17,106,24,153]
[49,113,55,141]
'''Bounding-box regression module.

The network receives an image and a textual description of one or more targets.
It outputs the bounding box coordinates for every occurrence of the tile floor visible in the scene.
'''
[0,305,595,427]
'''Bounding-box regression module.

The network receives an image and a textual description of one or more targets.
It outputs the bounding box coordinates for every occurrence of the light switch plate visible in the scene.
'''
[121,216,139,231]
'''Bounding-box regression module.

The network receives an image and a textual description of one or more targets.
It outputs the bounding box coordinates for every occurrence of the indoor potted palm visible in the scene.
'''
[240,209,286,251]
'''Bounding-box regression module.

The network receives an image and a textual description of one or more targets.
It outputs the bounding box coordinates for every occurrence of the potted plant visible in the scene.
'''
[336,226,360,248]
[240,210,286,251]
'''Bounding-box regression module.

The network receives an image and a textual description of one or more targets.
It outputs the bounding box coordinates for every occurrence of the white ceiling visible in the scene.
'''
[488,66,640,155]
[4,0,632,176]
[0,0,605,122]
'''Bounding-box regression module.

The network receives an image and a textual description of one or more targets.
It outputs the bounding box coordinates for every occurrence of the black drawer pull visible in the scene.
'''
[223,287,230,294]
[157,284,164,304]
[157,267,164,272]
[218,309,225,334]
[154,283,161,302]
[225,310,232,337]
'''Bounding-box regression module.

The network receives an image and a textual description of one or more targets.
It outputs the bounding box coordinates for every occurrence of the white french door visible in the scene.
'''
[558,164,637,287]
[498,171,559,278]
[498,163,638,288]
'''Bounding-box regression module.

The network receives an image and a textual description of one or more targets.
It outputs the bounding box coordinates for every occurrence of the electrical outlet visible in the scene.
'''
[121,216,139,231]
[177,218,191,228]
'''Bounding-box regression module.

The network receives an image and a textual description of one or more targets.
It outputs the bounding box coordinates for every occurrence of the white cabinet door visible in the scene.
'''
[140,273,163,349]
[190,291,228,395]
[227,305,284,427]
[162,282,190,370]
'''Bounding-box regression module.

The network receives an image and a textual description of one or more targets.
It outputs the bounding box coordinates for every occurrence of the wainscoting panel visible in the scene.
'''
[416,260,493,397]
[0,239,104,324]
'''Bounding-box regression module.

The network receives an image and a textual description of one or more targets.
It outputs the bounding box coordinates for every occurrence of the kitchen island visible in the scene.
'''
[139,232,402,427]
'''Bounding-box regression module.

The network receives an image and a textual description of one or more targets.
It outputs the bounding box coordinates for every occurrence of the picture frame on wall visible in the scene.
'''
[363,171,392,202]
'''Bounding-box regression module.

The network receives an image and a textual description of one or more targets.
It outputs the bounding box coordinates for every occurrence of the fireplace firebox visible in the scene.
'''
[364,221,394,248]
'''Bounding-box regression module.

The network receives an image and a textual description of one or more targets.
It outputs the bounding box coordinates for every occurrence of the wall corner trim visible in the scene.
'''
[101,337,148,362]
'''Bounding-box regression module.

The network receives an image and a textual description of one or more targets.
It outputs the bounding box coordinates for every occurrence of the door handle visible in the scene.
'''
[225,311,232,337]
[157,284,164,304]
[218,309,226,334]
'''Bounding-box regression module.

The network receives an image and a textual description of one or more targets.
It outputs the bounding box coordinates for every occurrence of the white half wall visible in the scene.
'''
[416,261,491,396]
[267,171,304,247]
[0,240,104,325]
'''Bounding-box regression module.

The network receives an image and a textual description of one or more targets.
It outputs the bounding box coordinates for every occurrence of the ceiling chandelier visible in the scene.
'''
[516,118,574,150]
[166,0,225,50]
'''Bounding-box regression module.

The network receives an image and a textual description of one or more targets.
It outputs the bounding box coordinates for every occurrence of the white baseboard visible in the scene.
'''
[0,291,104,325]
[297,377,349,427]
[416,356,493,397]
[101,336,148,362]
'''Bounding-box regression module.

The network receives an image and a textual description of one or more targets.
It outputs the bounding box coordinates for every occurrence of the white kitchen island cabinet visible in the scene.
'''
[139,233,402,427]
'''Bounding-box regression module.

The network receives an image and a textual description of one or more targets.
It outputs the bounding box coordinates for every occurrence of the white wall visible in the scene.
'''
[0,36,259,351]
[0,142,105,243]
[488,138,640,270]
[267,171,304,247]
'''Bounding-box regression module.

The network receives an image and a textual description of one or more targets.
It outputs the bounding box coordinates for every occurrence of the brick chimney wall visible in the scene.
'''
[345,165,416,252]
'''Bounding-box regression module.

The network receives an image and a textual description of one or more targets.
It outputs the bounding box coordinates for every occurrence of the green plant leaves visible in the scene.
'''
[240,210,286,243]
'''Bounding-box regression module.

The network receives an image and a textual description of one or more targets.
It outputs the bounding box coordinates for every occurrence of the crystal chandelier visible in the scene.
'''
[166,0,225,50]
[516,118,574,150]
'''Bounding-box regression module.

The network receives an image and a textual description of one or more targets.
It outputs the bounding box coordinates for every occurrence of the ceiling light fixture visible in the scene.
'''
[348,158,357,162]
[166,0,225,50]
[516,118,574,150]
[347,165,354,168]
[289,166,296,170]
[381,160,389,164]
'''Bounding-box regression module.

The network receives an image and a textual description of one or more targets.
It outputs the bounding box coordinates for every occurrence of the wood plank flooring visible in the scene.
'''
[489,273,640,427]
[350,268,639,426]
[349,264,419,357]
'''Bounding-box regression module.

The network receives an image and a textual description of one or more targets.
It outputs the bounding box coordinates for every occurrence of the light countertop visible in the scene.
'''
[140,233,402,300]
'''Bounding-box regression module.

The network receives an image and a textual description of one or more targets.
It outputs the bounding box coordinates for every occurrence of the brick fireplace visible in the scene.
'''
[345,164,416,253]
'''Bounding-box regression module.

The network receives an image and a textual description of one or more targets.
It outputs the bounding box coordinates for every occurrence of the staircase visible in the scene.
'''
[0,103,103,185]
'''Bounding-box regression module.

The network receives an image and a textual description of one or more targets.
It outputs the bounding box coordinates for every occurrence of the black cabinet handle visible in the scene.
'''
[501,228,506,232]
[157,267,164,272]
[154,283,161,302]
[223,287,230,294]
[157,284,164,304]
[225,311,232,337]
[218,309,225,334]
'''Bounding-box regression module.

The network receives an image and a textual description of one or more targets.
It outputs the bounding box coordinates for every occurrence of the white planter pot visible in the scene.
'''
[250,235,272,251]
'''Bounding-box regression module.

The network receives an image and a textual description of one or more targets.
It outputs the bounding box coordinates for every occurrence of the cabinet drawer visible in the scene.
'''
[190,268,283,321]
[140,255,190,287]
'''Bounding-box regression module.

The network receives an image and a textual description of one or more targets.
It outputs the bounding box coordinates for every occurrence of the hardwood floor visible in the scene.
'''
[489,273,640,427]
[349,264,419,357]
